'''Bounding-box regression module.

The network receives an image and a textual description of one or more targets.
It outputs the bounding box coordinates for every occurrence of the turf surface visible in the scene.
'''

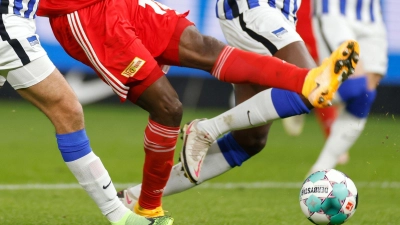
[0,101,399,224]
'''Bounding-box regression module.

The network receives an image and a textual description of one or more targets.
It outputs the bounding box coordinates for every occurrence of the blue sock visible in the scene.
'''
[217,132,250,167]
[338,76,377,118]
[271,88,310,118]
[56,129,92,162]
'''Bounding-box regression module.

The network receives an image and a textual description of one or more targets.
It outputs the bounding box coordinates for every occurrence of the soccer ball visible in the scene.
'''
[299,169,358,225]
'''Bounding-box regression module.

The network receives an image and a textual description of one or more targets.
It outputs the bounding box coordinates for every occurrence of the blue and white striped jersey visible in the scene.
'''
[0,0,39,19]
[314,0,383,23]
[216,0,302,23]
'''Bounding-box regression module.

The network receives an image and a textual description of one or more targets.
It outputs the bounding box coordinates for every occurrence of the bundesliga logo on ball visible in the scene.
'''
[299,169,358,225]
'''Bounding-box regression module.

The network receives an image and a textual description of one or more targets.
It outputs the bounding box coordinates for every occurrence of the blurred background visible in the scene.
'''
[1,0,399,114]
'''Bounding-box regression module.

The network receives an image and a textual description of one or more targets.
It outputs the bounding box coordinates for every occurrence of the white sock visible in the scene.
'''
[66,152,128,222]
[310,110,366,174]
[127,140,232,197]
[197,89,278,140]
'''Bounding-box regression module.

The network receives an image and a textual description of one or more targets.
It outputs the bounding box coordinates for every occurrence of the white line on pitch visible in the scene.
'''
[0,182,400,190]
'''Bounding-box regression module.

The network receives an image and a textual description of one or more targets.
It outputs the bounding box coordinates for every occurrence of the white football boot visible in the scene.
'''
[180,119,215,184]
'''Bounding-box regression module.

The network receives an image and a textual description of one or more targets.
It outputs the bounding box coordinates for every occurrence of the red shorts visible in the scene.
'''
[49,0,194,102]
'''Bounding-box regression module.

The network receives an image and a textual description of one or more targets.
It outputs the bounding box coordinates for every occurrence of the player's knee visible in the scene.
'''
[47,95,84,133]
[61,98,84,123]
[232,127,270,156]
[154,95,183,125]
[241,136,268,156]
[68,100,84,118]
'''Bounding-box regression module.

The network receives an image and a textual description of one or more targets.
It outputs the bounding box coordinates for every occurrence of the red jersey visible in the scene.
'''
[37,0,104,17]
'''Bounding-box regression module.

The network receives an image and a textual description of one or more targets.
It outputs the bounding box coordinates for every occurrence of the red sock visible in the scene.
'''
[211,46,310,94]
[315,107,338,138]
[138,119,179,209]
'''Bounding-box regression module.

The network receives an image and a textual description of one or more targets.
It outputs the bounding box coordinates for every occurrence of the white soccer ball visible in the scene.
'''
[299,169,358,225]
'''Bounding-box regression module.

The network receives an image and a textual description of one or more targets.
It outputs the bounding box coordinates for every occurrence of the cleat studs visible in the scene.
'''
[327,102,333,106]
[341,71,347,81]
[321,90,329,95]
[352,54,359,63]
[346,60,353,68]
[347,42,354,49]
[318,96,325,103]
[342,49,349,56]
[334,61,344,73]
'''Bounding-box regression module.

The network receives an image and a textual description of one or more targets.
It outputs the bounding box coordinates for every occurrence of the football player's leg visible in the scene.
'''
[177,6,359,182]
[180,27,354,139]
[121,137,234,209]
[201,41,317,136]
[129,74,182,217]
[178,15,327,182]
[308,14,387,174]
[12,58,151,225]
[308,74,379,174]
[308,75,378,174]
[174,10,357,143]
[180,42,315,182]
[226,41,317,159]
[2,12,156,224]
[49,8,175,224]
[178,26,358,108]
[194,48,315,176]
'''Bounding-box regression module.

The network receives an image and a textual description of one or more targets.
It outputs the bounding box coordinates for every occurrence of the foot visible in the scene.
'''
[111,211,173,225]
[180,119,215,184]
[134,203,165,217]
[282,114,305,136]
[302,40,360,108]
[117,189,138,210]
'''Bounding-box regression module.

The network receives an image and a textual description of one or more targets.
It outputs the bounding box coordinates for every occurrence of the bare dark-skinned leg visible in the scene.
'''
[131,75,182,211]
[178,26,227,71]
[134,76,183,127]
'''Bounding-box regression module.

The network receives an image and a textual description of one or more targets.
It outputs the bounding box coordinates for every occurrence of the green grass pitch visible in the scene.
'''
[0,100,399,225]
